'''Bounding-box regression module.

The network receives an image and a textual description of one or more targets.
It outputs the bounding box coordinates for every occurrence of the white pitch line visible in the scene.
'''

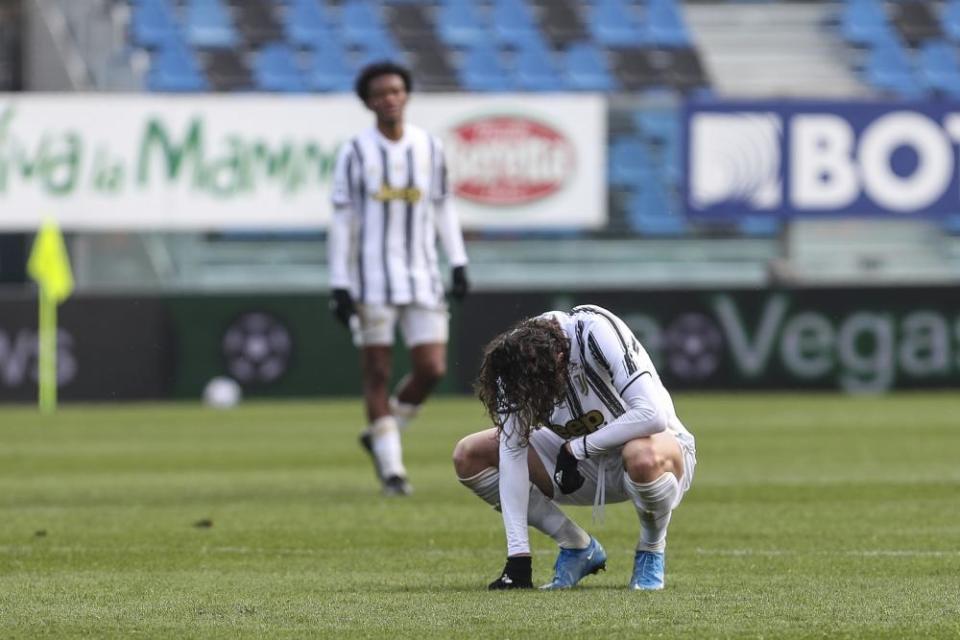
[695,548,960,558]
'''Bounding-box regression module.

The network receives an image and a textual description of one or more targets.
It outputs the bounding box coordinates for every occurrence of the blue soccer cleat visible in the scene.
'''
[540,537,607,590]
[630,550,665,590]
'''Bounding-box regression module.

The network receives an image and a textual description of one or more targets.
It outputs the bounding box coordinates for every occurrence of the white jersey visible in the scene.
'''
[327,124,468,307]
[498,305,694,555]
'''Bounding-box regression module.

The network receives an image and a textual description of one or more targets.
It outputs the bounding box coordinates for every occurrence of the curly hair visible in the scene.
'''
[476,317,570,444]
[354,61,413,103]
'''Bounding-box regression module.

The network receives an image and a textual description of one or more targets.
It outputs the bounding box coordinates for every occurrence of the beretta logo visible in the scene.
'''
[447,115,575,206]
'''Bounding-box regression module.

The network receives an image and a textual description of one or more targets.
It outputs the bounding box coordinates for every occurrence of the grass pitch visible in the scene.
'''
[1,393,959,639]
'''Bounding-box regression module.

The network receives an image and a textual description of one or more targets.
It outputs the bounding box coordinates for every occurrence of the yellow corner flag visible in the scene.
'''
[28,218,74,413]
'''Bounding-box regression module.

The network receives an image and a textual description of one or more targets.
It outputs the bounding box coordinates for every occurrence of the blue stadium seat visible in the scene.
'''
[184,0,238,49]
[917,39,960,98]
[436,0,488,48]
[562,42,617,92]
[608,136,655,187]
[131,0,181,48]
[308,43,354,92]
[918,39,960,97]
[944,1,960,42]
[645,0,691,48]
[491,0,539,48]
[253,43,308,92]
[513,45,564,91]
[459,43,513,91]
[633,109,680,146]
[339,0,392,48]
[627,184,688,236]
[839,0,892,46]
[147,37,208,92]
[284,0,334,48]
[588,0,646,47]
[355,37,406,69]
[864,38,925,98]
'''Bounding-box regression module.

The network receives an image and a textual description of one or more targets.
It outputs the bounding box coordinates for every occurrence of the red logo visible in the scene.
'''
[447,116,575,206]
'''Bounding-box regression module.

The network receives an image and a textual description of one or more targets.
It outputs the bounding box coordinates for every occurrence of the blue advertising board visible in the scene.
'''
[683,101,960,220]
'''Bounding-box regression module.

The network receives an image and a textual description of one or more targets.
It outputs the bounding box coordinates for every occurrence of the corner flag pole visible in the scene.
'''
[27,218,74,414]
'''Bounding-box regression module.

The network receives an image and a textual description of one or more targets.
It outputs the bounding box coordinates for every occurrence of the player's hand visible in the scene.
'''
[488,556,533,590]
[554,443,585,495]
[329,288,356,327]
[450,266,469,301]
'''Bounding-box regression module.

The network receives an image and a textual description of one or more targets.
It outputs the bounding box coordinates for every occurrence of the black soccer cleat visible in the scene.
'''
[382,474,413,497]
[488,557,533,590]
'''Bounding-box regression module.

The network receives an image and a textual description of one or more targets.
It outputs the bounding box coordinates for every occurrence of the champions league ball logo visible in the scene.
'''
[663,313,724,380]
[221,312,292,384]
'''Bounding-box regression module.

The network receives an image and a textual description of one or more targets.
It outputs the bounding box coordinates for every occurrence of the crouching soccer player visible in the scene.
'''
[452,305,697,590]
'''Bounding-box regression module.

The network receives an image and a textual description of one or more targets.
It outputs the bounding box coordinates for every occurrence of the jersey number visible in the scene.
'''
[550,410,605,439]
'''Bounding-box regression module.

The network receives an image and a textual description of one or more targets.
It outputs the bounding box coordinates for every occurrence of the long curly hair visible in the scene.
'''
[476,317,570,443]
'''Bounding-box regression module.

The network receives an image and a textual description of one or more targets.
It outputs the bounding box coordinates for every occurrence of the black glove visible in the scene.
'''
[554,444,585,495]
[450,265,469,301]
[488,556,533,590]
[329,288,356,327]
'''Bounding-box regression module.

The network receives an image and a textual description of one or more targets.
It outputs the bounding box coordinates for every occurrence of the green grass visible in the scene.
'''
[1,393,959,639]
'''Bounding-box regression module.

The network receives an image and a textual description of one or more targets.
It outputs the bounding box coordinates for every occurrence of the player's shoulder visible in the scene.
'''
[571,304,624,327]
[406,124,442,151]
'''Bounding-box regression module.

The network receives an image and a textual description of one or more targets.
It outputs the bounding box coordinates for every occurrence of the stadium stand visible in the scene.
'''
[15,0,960,292]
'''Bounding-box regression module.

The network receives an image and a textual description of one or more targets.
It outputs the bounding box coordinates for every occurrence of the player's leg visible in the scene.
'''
[356,304,409,496]
[390,304,449,430]
[454,429,604,590]
[452,428,591,552]
[526,431,606,590]
[621,431,685,589]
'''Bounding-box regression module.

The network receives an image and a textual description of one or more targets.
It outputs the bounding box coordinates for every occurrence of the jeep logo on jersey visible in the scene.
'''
[447,116,575,206]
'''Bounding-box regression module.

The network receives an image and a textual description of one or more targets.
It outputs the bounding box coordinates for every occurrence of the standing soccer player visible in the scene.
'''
[453,305,696,590]
[328,62,469,497]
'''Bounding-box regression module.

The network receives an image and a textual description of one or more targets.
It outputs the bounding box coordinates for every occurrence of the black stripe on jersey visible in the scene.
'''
[587,333,613,378]
[577,321,625,417]
[573,305,637,375]
[351,139,367,303]
[564,376,583,417]
[618,371,652,396]
[379,145,393,304]
[426,137,442,298]
[439,149,448,197]
[404,146,417,304]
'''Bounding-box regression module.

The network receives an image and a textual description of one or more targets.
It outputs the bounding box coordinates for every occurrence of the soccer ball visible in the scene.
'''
[203,376,242,409]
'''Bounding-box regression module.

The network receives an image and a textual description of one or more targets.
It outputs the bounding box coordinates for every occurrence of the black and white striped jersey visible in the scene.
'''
[496,304,694,555]
[535,305,689,444]
[327,124,468,307]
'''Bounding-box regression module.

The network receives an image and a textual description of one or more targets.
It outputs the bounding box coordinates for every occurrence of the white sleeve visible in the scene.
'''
[434,198,468,267]
[498,415,531,556]
[568,374,668,459]
[327,145,355,290]
[430,138,468,267]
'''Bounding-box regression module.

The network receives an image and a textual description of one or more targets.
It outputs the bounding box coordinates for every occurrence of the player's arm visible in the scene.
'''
[328,145,357,326]
[498,415,531,556]
[567,321,668,460]
[489,414,534,589]
[430,139,469,299]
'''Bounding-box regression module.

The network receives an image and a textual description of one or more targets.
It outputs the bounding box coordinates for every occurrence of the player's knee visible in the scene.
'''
[415,358,446,385]
[623,445,665,483]
[452,435,477,475]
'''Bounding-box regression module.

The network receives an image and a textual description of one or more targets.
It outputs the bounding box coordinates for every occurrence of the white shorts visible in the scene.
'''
[353,303,449,348]
[529,426,697,509]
